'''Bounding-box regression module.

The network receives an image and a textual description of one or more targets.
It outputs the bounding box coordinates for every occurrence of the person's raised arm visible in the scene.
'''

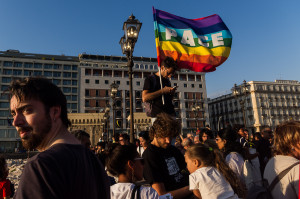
[152,183,192,199]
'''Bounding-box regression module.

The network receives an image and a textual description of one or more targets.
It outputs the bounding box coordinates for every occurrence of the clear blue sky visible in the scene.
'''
[1,0,299,98]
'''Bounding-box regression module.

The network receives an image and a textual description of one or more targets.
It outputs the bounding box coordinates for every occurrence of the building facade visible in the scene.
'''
[208,80,300,133]
[68,112,151,145]
[79,54,209,135]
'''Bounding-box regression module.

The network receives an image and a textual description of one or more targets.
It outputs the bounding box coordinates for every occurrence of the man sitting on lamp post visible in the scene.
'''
[142,57,178,123]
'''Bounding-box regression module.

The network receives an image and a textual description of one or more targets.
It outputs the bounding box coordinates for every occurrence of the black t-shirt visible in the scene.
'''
[143,74,175,117]
[14,144,110,199]
[254,138,272,168]
[142,144,189,192]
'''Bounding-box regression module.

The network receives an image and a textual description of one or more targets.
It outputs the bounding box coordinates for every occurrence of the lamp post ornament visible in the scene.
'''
[120,14,142,143]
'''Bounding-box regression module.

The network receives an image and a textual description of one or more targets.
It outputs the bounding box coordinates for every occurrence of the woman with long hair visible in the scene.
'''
[215,127,245,182]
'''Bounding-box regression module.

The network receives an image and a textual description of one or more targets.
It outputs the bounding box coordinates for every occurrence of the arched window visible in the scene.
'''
[116,110,122,117]
[116,100,122,107]
[136,91,141,98]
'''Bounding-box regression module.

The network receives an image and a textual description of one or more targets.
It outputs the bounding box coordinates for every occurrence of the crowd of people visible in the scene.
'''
[0,58,299,199]
[85,117,298,199]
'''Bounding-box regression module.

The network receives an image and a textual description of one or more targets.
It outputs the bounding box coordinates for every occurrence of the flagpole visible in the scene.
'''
[158,67,165,105]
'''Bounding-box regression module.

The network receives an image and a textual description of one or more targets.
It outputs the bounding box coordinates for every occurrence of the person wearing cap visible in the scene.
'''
[8,77,110,199]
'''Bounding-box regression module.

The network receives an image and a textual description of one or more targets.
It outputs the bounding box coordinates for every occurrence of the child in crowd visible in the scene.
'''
[185,144,246,199]
[0,156,11,199]
[106,145,159,199]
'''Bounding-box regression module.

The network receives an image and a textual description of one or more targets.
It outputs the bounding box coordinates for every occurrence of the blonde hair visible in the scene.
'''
[273,121,300,155]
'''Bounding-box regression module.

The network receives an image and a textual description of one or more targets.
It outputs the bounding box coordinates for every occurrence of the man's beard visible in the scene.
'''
[20,114,52,150]
[157,139,170,149]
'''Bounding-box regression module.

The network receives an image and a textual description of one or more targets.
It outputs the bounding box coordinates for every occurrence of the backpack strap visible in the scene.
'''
[268,162,299,192]
[131,184,141,199]
[136,184,141,199]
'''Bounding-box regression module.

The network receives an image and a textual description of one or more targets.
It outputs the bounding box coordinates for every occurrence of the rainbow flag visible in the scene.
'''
[153,8,232,72]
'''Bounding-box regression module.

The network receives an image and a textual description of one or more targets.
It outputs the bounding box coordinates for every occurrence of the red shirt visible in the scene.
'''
[0,179,11,199]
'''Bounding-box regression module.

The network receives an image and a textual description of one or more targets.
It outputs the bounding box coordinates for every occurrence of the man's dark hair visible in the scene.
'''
[201,128,214,139]
[254,132,262,140]
[7,77,71,127]
[119,133,129,141]
[161,57,178,71]
[138,131,150,141]
[232,124,244,133]
[71,130,90,140]
[106,145,138,176]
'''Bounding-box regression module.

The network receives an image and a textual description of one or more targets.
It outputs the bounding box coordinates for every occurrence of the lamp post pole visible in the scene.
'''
[120,14,142,143]
[232,80,250,128]
[192,104,202,132]
[104,105,110,142]
[110,81,119,139]
[128,51,134,143]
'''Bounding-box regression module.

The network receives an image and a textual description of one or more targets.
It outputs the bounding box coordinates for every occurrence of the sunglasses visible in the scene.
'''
[119,139,124,142]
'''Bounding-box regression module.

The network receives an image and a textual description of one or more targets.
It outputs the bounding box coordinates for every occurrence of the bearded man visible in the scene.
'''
[8,77,110,199]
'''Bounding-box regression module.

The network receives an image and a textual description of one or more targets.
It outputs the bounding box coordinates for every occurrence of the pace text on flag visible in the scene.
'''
[153,8,232,72]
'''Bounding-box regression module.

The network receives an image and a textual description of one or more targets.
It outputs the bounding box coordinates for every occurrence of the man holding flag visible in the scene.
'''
[142,56,178,122]
[141,7,233,199]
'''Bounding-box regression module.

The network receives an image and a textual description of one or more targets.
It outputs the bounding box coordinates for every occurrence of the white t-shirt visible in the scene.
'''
[137,146,145,156]
[189,166,238,199]
[264,155,299,199]
[225,152,244,182]
[110,183,159,199]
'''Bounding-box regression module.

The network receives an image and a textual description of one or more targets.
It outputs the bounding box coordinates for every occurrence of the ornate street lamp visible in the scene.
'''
[110,81,119,138]
[105,104,111,114]
[232,80,250,128]
[120,14,142,143]
[191,104,201,129]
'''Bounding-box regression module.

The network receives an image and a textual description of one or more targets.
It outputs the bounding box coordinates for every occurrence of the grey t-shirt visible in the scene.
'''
[264,155,299,199]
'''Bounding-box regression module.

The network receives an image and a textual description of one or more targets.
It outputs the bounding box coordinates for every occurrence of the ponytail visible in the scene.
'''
[211,148,246,198]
